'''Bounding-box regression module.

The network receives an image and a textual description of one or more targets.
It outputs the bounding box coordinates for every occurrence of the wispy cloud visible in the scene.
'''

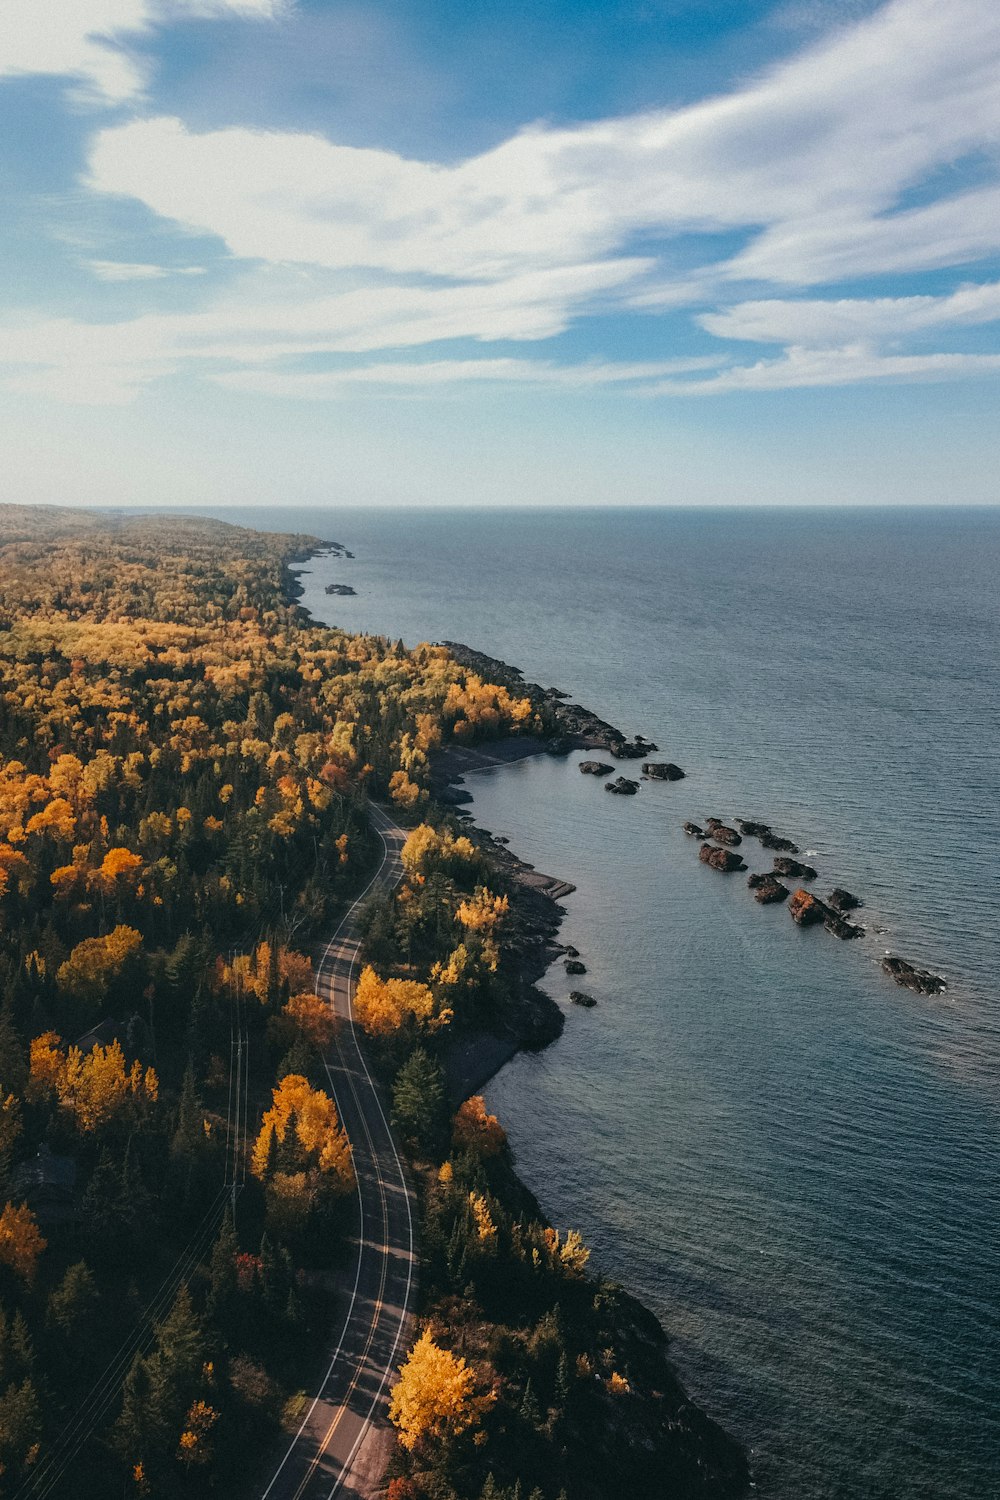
[4,0,1000,402]
[87,260,208,280]
[87,0,1000,287]
[211,356,720,398]
[652,346,1000,395]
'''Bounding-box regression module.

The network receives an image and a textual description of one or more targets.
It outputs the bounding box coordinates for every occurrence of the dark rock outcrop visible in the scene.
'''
[579,760,614,776]
[612,735,659,759]
[748,874,789,904]
[738,820,770,839]
[699,843,746,873]
[882,956,946,995]
[828,887,862,912]
[570,991,597,1007]
[605,777,640,795]
[788,888,828,925]
[760,831,799,853]
[683,821,706,839]
[773,857,817,881]
[737,819,799,853]
[324,582,357,596]
[564,958,587,975]
[643,761,685,781]
[825,912,865,940]
[708,823,742,847]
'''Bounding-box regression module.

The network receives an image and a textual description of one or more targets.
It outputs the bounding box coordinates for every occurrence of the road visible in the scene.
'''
[261,803,417,1500]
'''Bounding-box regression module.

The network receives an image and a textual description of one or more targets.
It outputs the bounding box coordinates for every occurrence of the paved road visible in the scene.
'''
[261,804,416,1500]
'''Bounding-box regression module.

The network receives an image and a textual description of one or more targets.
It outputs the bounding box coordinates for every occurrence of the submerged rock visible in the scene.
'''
[882,956,946,995]
[773,857,818,880]
[643,761,685,781]
[605,777,640,795]
[788,888,829,925]
[324,582,357,596]
[579,760,614,776]
[828,887,862,912]
[748,874,789,904]
[570,990,597,1008]
[699,843,746,873]
[683,821,706,839]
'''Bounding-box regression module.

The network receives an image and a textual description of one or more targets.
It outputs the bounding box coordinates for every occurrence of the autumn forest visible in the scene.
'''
[0,505,744,1500]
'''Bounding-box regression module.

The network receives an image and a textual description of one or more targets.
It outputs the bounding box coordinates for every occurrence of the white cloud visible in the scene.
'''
[652,345,1000,395]
[0,261,654,401]
[88,259,207,280]
[87,0,1000,286]
[699,281,1000,344]
[0,0,286,104]
[6,0,1000,403]
[211,356,719,398]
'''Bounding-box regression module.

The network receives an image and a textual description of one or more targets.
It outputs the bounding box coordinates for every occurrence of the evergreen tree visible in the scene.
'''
[206,1208,238,1329]
[391,1047,448,1155]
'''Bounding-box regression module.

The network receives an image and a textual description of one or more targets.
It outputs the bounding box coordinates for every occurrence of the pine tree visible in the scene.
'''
[391,1048,447,1154]
[171,1060,201,1161]
[207,1209,238,1328]
[519,1377,541,1427]
[555,1350,572,1410]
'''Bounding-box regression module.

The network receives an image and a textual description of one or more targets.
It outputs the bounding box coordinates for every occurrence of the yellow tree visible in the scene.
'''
[353,967,447,1037]
[452,1096,506,1159]
[56,926,142,1005]
[250,1075,353,1189]
[0,1202,46,1282]
[388,1328,491,1452]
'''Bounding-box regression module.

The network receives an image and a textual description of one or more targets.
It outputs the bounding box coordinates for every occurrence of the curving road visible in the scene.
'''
[261,803,417,1500]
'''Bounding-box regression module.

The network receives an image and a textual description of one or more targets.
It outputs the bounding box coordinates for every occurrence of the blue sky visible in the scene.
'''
[1,0,999,506]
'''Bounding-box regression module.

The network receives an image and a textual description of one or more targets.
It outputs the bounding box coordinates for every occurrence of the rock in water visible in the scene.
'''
[699,843,747,873]
[773,857,818,880]
[643,761,685,780]
[570,991,597,1007]
[760,831,799,853]
[324,582,357,596]
[709,823,742,847]
[683,821,706,838]
[748,874,789,904]
[605,777,640,795]
[564,958,587,975]
[825,912,865,940]
[788,888,829,925]
[579,760,614,775]
[828,887,862,911]
[611,735,658,759]
[881,956,946,995]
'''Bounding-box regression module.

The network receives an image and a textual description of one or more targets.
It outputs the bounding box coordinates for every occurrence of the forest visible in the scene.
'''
[0,504,745,1500]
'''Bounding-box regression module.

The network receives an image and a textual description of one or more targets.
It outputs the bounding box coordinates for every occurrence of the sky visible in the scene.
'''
[1,0,999,507]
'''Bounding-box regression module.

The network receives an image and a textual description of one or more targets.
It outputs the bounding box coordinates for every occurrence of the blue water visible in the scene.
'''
[196,506,999,1499]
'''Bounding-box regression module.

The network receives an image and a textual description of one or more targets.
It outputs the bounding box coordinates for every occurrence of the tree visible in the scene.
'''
[47,1260,97,1340]
[251,1074,353,1189]
[56,925,143,1006]
[354,966,447,1037]
[391,1049,448,1154]
[452,1095,506,1158]
[0,1202,46,1282]
[388,1327,492,1452]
